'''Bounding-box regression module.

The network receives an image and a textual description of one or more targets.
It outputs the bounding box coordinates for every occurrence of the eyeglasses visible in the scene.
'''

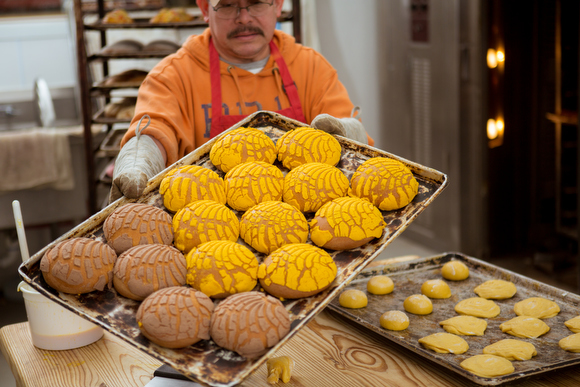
[212,1,274,19]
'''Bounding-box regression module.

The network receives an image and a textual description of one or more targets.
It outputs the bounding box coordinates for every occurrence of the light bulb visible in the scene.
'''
[487,49,498,68]
[487,119,498,139]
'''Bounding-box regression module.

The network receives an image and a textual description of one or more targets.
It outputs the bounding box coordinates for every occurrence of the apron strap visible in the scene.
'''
[269,41,306,124]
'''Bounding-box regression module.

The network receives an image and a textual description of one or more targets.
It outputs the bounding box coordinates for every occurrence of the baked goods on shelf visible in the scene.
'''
[113,244,187,301]
[103,203,174,255]
[160,165,226,213]
[150,7,194,23]
[103,97,137,119]
[40,237,117,294]
[185,240,258,299]
[100,69,148,87]
[102,9,134,24]
[142,39,181,53]
[173,200,239,254]
[101,39,143,54]
[210,291,291,358]
[210,127,277,173]
[276,127,342,170]
[136,286,214,348]
[239,201,309,254]
[349,157,419,211]
[224,161,284,212]
[258,243,337,299]
[310,196,386,251]
[282,162,349,212]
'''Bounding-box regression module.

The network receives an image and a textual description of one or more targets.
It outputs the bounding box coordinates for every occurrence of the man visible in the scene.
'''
[110,0,373,202]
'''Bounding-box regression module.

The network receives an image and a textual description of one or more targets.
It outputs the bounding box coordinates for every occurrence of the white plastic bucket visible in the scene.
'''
[18,281,104,350]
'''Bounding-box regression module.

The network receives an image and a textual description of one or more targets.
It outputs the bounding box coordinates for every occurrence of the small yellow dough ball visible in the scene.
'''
[404,294,433,315]
[559,333,580,353]
[565,316,580,333]
[441,260,469,281]
[380,311,409,331]
[421,279,451,299]
[339,289,368,309]
[367,275,394,295]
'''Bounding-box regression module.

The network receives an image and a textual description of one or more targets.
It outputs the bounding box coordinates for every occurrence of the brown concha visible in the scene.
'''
[137,286,214,348]
[113,244,187,301]
[103,203,173,255]
[39,237,117,294]
[210,291,290,358]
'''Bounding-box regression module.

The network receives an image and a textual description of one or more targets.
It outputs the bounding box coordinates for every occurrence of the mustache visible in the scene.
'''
[227,26,264,39]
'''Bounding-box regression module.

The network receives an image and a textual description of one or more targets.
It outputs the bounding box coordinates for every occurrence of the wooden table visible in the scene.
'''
[2,308,580,387]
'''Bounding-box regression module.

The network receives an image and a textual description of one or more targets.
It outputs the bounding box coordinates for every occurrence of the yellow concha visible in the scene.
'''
[173,199,239,254]
[224,161,285,212]
[209,127,277,173]
[276,127,342,170]
[160,165,226,212]
[349,157,419,211]
[185,240,259,298]
[283,162,349,212]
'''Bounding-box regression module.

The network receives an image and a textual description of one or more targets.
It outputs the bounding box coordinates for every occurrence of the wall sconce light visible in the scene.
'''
[487,49,498,68]
[487,117,504,148]
[487,48,505,69]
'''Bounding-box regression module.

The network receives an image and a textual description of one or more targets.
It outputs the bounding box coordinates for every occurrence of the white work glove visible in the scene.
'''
[108,115,165,203]
[310,107,368,144]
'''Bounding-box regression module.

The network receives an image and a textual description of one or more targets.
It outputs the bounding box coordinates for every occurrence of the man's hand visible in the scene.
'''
[311,112,368,144]
[108,134,165,203]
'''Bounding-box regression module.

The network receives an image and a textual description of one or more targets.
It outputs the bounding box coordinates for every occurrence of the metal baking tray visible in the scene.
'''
[327,252,580,386]
[19,111,447,387]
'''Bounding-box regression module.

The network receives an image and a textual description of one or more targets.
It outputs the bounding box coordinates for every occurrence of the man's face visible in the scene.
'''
[199,0,283,63]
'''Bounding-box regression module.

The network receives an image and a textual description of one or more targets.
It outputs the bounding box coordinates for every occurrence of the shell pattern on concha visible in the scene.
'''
[283,162,349,212]
[349,157,419,211]
[210,291,291,358]
[159,165,226,212]
[224,161,284,211]
[40,237,117,294]
[240,201,309,254]
[185,240,259,298]
[113,244,187,300]
[137,286,214,348]
[103,203,173,254]
[276,127,342,170]
[209,127,277,173]
[173,200,239,253]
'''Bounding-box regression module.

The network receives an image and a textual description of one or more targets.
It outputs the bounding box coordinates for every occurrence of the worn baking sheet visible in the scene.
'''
[19,111,447,387]
[327,252,580,386]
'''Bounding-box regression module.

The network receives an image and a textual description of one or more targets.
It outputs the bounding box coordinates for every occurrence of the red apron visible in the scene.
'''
[209,38,306,138]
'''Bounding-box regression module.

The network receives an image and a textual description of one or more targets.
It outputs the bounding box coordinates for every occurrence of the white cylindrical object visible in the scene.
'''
[18,282,103,350]
[12,200,30,263]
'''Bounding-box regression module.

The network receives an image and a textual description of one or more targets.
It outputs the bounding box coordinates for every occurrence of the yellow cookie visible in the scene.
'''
[367,275,394,295]
[559,333,580,353]
[473,279,517,300]
[565,316,580,333]
[418,332,469,354]
[454,297,501,318]
[500,316,550,338]
[339,289,368,309]
[483,339,537,361]
[441,260,469,281]
[514,297,560,319]
[439,316,487,336]
[404,294,433,315]
[421,279,451,299]
[460,355,514,378]
[380,311,409,331]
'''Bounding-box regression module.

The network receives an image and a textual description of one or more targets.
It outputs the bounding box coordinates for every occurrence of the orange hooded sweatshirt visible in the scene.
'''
[121,28,372,166]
